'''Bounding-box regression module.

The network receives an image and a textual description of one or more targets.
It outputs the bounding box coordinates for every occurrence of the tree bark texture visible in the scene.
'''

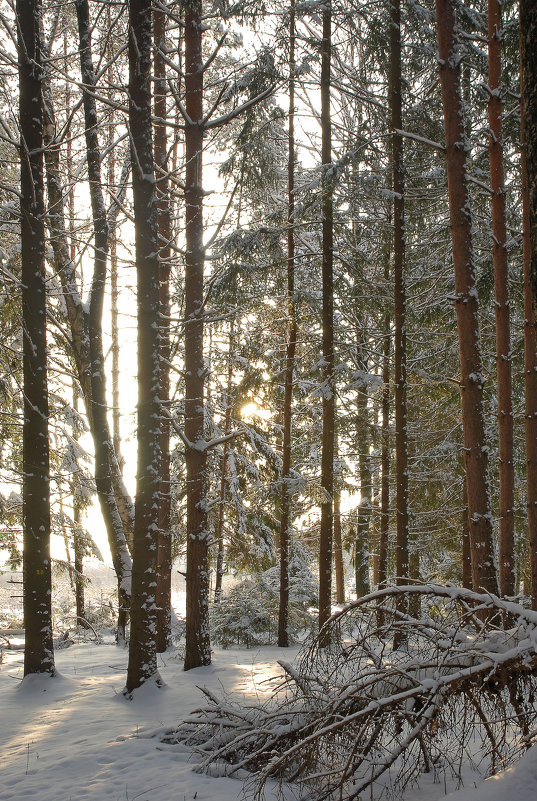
[436,0,498,595]
[154,3,173,653]
[278,0,297,647]
[184,0,211,670]
[126,0,162,693]
[318,1,335,644]
[488,0,515,598]
[521,0,537,609]
[19,0,55,676]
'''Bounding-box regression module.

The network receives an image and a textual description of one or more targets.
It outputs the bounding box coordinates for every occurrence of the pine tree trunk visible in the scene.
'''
[318,0,335,645]
[391,0,409,591]
[184,0,211,670]
[435,0,498,595]
[126,0,162,693]
[278,0,297,647]
[521,0,537,609]
[488,0,515,598]
[154,3,173,654]
[18,0,55,676]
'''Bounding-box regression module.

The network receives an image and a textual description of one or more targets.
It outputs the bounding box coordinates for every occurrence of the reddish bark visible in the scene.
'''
[435,0,498,595]
[184,0,211,670]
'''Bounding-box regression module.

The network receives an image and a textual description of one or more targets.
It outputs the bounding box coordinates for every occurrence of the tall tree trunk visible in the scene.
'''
[318,0,335,643]
[154,2,173,654]
[75,0,133,639]
[435,0,498,594]
[278,0,297,647]
[184,0,211,670]
[391,0,409,591]
[18,0,55,676]
[520,0,537,608]
[125,0,162,693]
[488,0,515,597]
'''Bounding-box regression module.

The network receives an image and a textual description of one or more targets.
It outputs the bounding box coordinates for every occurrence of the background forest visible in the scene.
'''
[1,0,537,738]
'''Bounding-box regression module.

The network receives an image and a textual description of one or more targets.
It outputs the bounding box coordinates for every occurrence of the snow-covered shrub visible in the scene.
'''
[210,550,316,648]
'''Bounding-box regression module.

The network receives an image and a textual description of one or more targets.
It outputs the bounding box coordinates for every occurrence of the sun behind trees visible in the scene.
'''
[4,0,537,716]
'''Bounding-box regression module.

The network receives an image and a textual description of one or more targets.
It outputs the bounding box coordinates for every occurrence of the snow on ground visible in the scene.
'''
[0,636,292,801]
[2,635,536,801]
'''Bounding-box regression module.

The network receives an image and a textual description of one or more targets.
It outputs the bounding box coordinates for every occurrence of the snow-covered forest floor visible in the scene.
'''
[2,568,537,801]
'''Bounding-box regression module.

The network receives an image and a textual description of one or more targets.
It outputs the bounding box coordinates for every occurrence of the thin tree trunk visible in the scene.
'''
[521,0,537,609]
[355,351,371,598]
[125,0,163,693]
[488,0,515,597]
[391,0,409,591]
[378,259,391,593]
[333,487,345,603]
[435,0,498,594]
[184,0,211,670]
[214,321,235,602]
[279,0,297,646]
[18,0,55,676]
[318,0,335,644]
[154,2,173,654]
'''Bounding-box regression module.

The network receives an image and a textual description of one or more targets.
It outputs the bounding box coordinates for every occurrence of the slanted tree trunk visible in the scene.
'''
[391,0,409,591]
[184,0,211,670]
[125,0,162,693]
[74,0,133,639]
[154,2,173,654]
[520,0,537,609]
[435,0,498,594]
[19,0,55,676]
[488,0,515,598]
[279,0,297,647]
[318,0,335,644]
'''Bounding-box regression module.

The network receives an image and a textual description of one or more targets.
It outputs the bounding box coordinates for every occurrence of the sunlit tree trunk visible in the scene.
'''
[19,0,55,676]
[318,0,335,644]
[355,352,371,598]
[488,0,515,598]
[278,0,297,647]
[436,0,498,594]
[184,0,211,670]
[154,2,173,654]
[214,320,234,602]
[125,0,162,693]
